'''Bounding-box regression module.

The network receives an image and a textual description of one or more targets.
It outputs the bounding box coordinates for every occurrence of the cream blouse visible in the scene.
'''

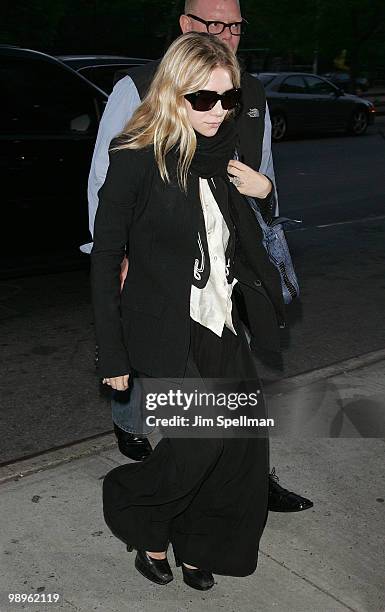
[190,178,237,337]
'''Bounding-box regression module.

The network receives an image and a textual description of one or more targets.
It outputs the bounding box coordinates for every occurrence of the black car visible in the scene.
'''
[58,54,151,94]
[0,45,108,254]
[256,72,375,142]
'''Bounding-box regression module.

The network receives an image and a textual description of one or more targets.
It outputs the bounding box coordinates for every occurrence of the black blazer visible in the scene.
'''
[91,146,285,379]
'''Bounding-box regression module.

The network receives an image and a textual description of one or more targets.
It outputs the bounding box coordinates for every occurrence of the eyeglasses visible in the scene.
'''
[184,88,242,112]
[186,14,247,36]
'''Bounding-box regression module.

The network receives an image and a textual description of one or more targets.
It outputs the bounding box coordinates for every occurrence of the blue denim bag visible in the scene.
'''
[246,195,301,304]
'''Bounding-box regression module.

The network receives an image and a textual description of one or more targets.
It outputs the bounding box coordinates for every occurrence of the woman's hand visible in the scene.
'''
[102,374,130,391]
[227,160,272,199]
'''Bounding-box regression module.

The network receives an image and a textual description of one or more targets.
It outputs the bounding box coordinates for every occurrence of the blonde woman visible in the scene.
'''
[91,32,285,590]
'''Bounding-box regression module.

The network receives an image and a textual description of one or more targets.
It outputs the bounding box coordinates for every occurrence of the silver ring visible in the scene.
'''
[229,175,242,188]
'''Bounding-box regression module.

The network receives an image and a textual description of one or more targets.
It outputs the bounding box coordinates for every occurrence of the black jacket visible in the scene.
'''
[91,146,285,379]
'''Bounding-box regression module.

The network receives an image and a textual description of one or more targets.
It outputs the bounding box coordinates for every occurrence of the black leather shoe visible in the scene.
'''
[134,550,173,585]
[114,424,152,461]
[268,468,313,512]
[174,551,214,590]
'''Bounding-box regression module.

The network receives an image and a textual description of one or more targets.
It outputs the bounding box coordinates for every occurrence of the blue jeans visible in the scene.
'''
[111,377,154,435]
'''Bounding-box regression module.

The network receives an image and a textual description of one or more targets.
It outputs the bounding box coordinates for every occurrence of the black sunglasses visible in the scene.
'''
[184,88,242,112]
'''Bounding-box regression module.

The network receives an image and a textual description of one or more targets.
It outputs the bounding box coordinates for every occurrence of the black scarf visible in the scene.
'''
[190,120,238,289]
[190,119,237,179]
[167,119,285,323]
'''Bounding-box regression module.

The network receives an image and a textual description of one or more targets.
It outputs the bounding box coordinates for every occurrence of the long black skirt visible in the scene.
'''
[103,313,269,577]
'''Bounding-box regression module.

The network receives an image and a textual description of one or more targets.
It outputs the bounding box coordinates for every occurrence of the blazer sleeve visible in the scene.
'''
[90,144,145,378]
[253,177,276,225]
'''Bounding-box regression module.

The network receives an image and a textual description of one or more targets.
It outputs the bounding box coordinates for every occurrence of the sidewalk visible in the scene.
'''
[0,353,384,612]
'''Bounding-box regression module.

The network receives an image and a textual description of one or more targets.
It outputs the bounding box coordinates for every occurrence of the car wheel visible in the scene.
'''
[271,112,287,142]
[348,108,368,135]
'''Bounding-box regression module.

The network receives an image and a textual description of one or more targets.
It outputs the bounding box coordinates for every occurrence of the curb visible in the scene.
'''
[1,347,384,485]
[0,434,116,486]
[266,347,385,395]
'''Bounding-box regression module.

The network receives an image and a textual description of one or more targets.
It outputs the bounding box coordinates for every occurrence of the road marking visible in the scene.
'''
[288,213,385,232]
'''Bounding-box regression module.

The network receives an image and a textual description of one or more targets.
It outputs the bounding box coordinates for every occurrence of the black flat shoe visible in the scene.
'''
[268,468,313,512]
[174,551,214,591]
[133,549,173,585]
[114,424,152,461]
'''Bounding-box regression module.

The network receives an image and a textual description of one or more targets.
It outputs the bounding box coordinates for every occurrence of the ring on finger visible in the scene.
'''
[229,175,242,188]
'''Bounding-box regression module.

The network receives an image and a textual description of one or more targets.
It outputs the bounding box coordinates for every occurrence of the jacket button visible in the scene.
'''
[254,280,262,287]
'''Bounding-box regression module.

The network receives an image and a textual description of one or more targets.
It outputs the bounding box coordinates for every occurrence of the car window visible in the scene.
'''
[258,74,276,87]
[304,76,336,95]
[78,65,138,94]
[0,56,99,134]
[279,76,307,94]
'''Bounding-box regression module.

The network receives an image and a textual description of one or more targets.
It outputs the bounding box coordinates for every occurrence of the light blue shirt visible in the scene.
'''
[81,75,278,254]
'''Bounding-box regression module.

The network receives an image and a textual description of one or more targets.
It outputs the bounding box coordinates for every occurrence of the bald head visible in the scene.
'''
[184,0,240,11]
[180,0,242,53]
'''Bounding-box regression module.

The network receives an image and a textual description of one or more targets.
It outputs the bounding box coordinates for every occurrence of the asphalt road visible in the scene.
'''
[1,123,384,463]
[269,120,385,377]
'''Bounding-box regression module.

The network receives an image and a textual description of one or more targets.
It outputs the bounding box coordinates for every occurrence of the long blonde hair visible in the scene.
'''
[113,32,241,191]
